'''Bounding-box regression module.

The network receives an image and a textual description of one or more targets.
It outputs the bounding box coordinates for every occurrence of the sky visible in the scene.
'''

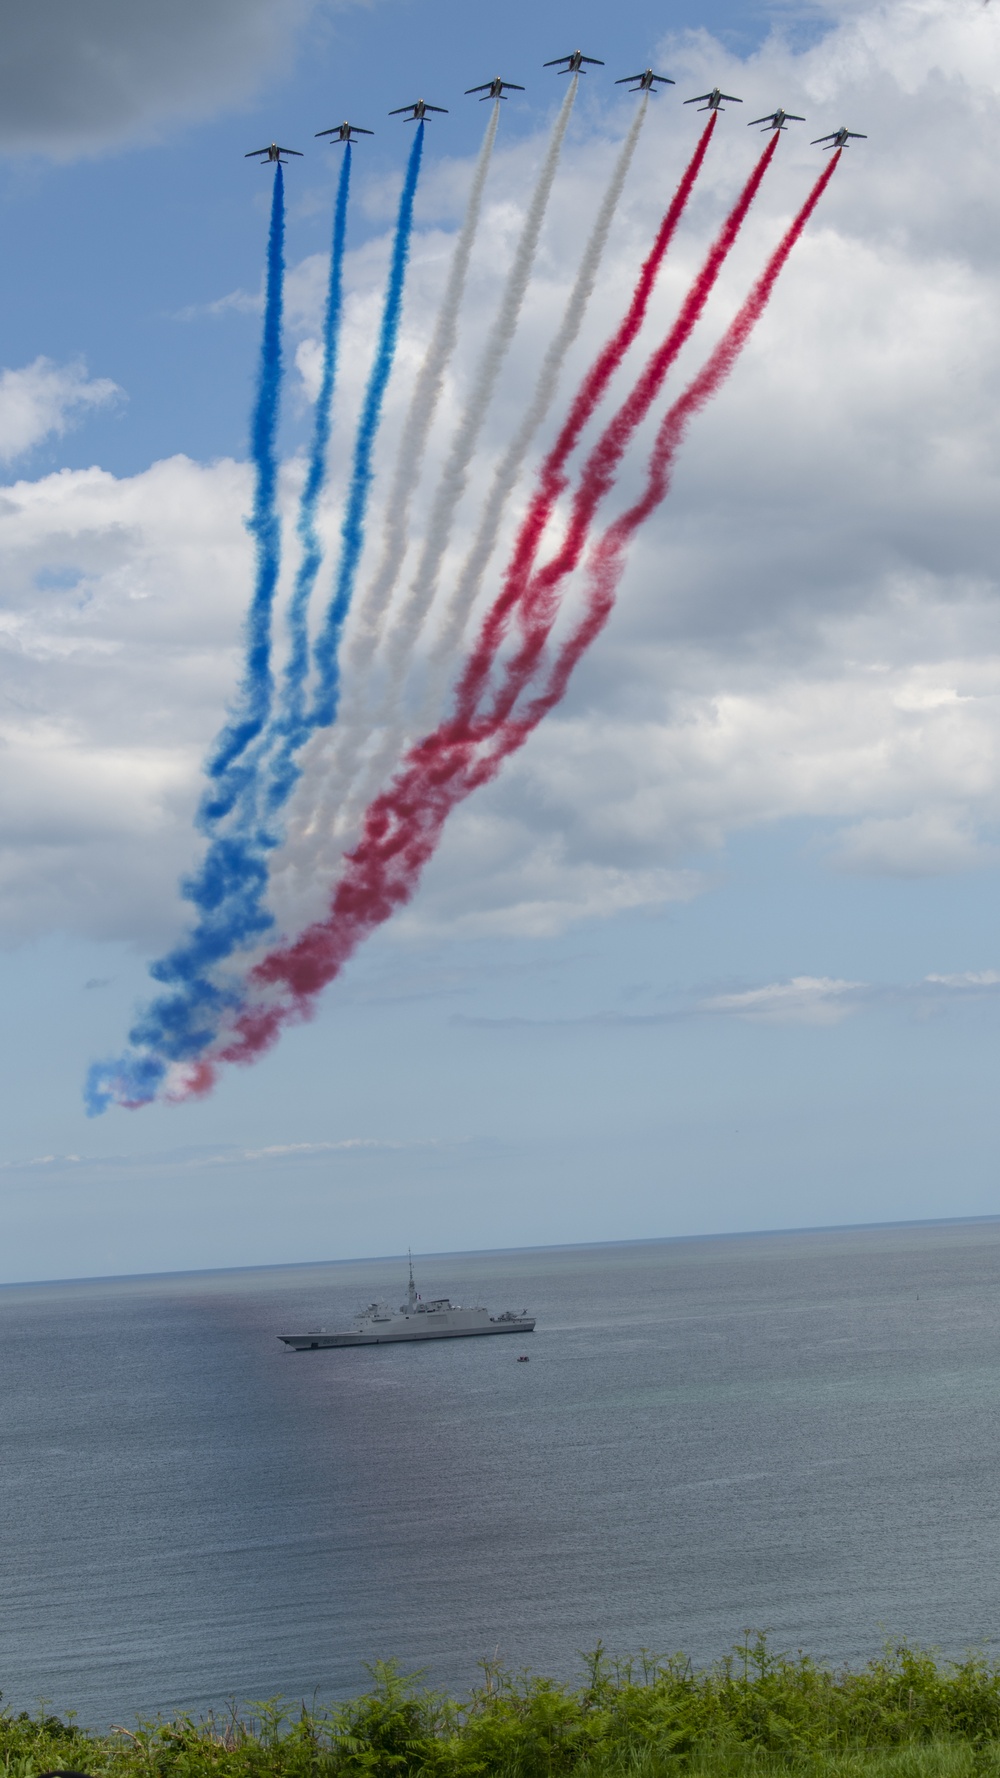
[1,0,998,1283]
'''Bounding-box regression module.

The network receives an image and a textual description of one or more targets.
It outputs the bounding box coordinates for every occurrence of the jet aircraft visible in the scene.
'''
[748,107,806,131]
[544,50,605,74]
[466,76,525,100]
[684,88,742,112]
[245,143,303,164]
[389,98,448,121]
[811,125,867,149]
[315,121,374,145]
[615,69,675,93]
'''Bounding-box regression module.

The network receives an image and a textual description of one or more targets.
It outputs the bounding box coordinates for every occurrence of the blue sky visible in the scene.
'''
[0,0,827,476]
[0,0,998,1281]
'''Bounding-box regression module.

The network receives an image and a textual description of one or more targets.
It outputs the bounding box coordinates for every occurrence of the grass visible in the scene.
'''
[9,1639,1000,1778]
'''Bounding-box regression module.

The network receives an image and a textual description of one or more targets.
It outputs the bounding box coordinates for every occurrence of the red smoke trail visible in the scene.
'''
[449,115,716,698]
[487,146,846,751]
[196,151,837,1085]
[547,114,717,478]
[488,113,717,582]
[453,128,779,729]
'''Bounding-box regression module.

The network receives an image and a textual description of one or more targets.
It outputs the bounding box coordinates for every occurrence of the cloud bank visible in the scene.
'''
[0,0,998,957]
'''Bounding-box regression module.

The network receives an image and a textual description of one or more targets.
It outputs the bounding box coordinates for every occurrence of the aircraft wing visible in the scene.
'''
[388,105,415,115]
[245,148,270,157]
[683,93,713,104]
[721,93,743,102]
[424,104,449,113]
[465,83,492,93]
[580,55,605,64]
[276,147,303,156]
[543,56,571,66]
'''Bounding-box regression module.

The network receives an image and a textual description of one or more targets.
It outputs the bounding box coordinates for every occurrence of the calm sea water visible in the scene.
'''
[2,1223,1000,1726]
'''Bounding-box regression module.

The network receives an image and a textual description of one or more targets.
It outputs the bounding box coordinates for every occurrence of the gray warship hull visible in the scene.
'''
[280,1317,535,1350]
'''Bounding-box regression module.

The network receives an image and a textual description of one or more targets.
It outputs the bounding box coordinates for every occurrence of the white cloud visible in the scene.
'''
[699,976,865,1025]
[833,808,994,875]
[173,291,264,325]
[924,969,1000,989]
[0,359,121,463]
[0,1137,441,1175]
[3,0,1000,955]
[0,452,270,941]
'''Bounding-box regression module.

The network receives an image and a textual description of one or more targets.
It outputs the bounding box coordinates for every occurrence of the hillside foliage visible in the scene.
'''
[10,1640,1000,1778]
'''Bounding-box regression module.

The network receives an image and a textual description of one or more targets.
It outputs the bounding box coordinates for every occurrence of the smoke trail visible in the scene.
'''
[431,100,704,676]
[279,102,502,902]
[310,122,425,729]
[284,110,724,912]
[82,166,289,1116]
[345,101,501,686]
[271,92,662,918]
[188,150,838,1086]
[202,164,286,822]
[452,127,779,729]
[82,134,426,1115]
[87,147,836,1112]
[265,143,353,809]
[447,151,847,821]
[379,76,578,694]
[566,149,846,656]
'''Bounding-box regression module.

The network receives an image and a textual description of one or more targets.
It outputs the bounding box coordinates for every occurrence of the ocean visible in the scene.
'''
[2,1220,1000,1727]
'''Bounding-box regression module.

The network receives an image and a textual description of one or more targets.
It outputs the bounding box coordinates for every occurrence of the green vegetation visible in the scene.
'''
[10,1639,1000,1778]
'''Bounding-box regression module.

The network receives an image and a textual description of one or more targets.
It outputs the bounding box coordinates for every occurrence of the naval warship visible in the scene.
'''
[279,1258,535,1350]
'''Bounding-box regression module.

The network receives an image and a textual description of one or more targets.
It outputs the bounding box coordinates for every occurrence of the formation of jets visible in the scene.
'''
[249,54,865,162]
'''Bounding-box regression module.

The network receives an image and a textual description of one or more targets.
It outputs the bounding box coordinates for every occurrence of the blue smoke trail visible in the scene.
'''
[311,120,425,729]
[84,135,426,1113]
[84,166,288,1115]
[203,163,286,824]
[264,142,353,814]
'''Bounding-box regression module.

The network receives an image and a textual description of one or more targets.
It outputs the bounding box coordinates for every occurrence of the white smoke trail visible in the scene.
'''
[379,73,579,692]
[264,103,500,930]
[265,97,650,942]
[267,81,580,932]
[344,99,501,688]
[428,93,648,684]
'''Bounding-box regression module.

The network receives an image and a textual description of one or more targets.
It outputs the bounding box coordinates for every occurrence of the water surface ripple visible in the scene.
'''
[2,1223,1000,1723]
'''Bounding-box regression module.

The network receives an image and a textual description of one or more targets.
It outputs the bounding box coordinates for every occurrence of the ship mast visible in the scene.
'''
[408,1248,416,1312]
